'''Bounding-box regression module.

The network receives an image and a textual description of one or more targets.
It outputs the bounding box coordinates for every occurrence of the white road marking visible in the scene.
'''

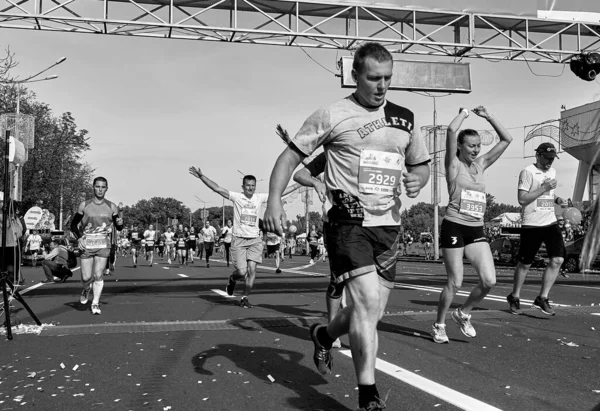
[20,283,45,295]
[212,289,236,298]
[287,262,318,271]
[19,266,81,295]
[260,265,326,277]
[395,282,570,307]
[592,313,600,316]
[557,284,600,290]
[177,274,188,278]
[339,350,503,411]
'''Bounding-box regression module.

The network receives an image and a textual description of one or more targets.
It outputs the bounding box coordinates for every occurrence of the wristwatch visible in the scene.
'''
[461,108,469,118]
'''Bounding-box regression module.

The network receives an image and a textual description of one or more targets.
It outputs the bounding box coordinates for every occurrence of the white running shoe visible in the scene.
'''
[431,323,449,343]
[332,338,342,348]
[451,308,476,338]
[91,303,101,315]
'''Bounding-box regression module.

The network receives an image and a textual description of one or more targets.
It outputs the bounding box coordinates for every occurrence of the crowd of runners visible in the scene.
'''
[40,41,600,411]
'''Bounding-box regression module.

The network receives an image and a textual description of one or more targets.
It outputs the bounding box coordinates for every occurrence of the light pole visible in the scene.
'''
[195,196,207,226]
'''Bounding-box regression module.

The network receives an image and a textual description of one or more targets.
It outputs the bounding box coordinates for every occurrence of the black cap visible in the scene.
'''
[535,142,559,159]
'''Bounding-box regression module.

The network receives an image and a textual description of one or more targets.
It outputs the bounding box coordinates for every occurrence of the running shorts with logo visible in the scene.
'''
[517,224,565,264]
[231,236,263,269]
[440,220,487,248]
[176,237,187,250]
[325,224,402,289]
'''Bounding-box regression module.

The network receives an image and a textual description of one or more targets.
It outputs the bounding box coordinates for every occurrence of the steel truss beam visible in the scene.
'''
[1,0,600,63]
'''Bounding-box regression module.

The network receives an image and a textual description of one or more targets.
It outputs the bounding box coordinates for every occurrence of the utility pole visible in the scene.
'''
[305,188,310,255]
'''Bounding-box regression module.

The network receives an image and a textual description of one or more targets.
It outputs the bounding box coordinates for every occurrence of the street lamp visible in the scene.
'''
[195,196,207,226]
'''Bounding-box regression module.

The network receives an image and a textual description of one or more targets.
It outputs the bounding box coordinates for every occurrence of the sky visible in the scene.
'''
[2,26,600,222]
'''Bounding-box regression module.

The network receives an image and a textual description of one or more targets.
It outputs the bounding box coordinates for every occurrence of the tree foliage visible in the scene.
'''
[121,197,234,232]
[0,50,93,229]
[484,193,520,222]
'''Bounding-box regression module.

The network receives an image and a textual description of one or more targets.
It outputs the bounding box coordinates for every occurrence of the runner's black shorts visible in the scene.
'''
[440,219,487,249]
[517,223,565,264]
[266,244,279,255]
[325,223,401,289]
[187,241,196,251]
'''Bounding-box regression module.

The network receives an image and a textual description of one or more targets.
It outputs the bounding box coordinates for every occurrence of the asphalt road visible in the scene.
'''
[1,253,599,411]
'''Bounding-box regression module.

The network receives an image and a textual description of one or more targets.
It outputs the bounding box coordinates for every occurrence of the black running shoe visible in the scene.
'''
[275,268,282,274]
[506,293,522,315]
[309,324,333,375]
[226,275,236,296]
[240,297,252,308]
[532,296,555,316]
[357,400,386,411]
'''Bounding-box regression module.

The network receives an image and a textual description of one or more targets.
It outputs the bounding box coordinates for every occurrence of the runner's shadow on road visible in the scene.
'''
[407,300,490,311]
[378,321,468,344]
[191,344,351,410]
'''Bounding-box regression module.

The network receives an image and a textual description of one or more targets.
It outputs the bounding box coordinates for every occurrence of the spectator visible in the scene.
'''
[41,239,73,283]
[25,229,43,267]
[0,199,24,284]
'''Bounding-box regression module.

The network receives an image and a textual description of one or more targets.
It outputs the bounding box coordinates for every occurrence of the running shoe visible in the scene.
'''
[226,275,236,296]
[168,259,171,264]
[309,324,333,375]
[332,338,342,348]
[207,263,210,268]
[275,268,282,274]
[532,296,556,316]
[240,297,252,308]
[80,287,92,304]
[103,268,110,276]
[451,308,476,338]
[357,400,386,411]
[560,270,569,279]
[91,303,101,315]
[431,323,449,344]
[506,293,523,315]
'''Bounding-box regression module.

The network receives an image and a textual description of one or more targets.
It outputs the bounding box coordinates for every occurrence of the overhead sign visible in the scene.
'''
[340,57,471,93]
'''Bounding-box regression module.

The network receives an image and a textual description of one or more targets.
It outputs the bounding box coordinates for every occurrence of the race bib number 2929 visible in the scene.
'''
[358,150,402,194]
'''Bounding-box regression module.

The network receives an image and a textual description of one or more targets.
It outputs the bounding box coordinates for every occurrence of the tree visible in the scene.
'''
[401,202,445,236]
[288,211,322,234]
[484,193,520,222]
[122,197,190,229]
[0,76,93,229]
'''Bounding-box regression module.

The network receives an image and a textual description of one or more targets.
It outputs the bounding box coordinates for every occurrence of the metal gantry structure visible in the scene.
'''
[0,0,599,63]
